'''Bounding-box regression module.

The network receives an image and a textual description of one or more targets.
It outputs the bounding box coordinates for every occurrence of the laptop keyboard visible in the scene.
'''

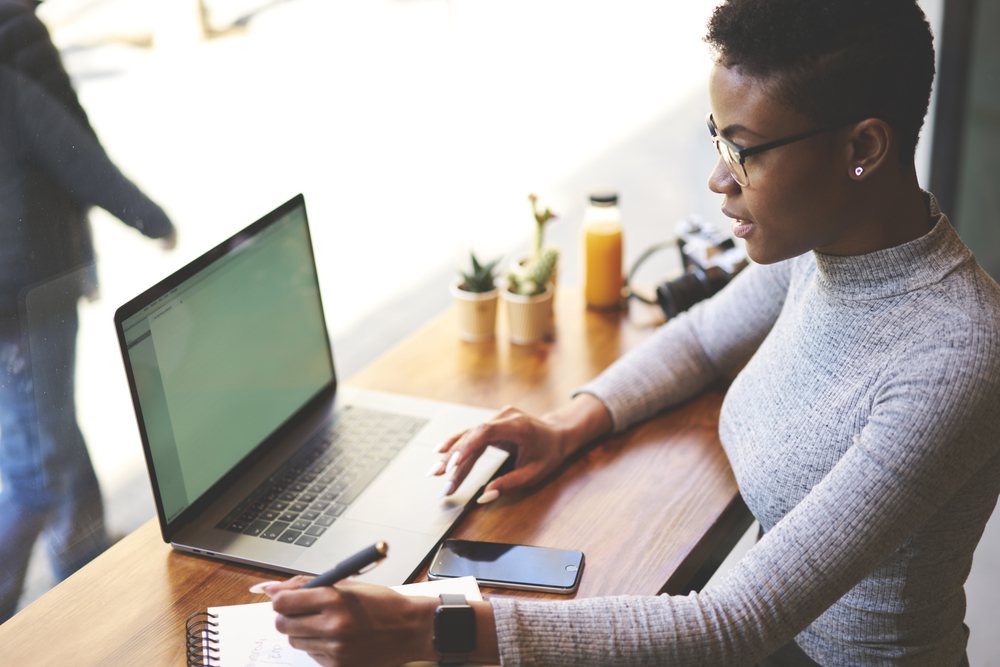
[216,406,428,547]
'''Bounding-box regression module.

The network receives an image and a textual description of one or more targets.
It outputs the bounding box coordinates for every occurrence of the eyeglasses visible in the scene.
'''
[707,113,853,187]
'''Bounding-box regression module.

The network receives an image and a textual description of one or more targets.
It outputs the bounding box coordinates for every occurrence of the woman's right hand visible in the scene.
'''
[431,394,613,504]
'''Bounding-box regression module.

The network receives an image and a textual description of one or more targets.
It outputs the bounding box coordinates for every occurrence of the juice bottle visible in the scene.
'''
[583,192,623,309]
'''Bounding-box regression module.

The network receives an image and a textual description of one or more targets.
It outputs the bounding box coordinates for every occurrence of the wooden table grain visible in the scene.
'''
[0,289,750,665]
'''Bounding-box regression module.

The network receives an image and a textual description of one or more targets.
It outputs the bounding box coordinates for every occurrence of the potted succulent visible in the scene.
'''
[452,251,501,341]
[525,192,559,319]
[502,246,559,344]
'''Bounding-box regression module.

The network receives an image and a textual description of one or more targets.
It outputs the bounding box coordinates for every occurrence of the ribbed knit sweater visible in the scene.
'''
[491,194,1000,666]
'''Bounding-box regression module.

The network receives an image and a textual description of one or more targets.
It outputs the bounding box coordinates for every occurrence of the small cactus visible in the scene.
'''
[459,252,500,293]
[507,247,559,296]
[529,193,557,261]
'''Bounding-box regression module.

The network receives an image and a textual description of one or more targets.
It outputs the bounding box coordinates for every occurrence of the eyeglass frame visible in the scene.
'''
[707,113,859,186]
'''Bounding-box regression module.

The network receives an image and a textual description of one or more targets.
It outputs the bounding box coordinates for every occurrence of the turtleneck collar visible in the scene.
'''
[812,192,972,300]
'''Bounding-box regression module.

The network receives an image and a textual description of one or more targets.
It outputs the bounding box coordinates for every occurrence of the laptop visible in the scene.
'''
[114,194,508,584]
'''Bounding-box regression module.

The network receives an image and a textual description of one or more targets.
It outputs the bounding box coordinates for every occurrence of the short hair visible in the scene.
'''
[704,0,935,161]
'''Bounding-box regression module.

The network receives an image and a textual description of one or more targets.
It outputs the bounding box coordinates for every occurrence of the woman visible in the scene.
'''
[262,1,1000,664]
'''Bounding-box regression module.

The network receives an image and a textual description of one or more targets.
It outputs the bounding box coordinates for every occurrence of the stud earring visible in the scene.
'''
[855,166,864,177]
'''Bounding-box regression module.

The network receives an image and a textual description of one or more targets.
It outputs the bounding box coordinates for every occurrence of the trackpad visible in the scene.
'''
[346,445,509,528]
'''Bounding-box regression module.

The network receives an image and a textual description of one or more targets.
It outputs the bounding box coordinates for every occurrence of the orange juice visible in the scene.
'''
[583,193,623,308]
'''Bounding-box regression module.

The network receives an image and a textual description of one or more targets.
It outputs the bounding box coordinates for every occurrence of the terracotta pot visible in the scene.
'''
[502,287,554,344]
[451,282,498,341]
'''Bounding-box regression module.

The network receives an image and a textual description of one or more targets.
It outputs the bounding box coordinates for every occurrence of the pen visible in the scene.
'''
[301,541,389,589]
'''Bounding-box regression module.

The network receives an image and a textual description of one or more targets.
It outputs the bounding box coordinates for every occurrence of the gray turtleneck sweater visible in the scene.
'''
[490,196,1000,666]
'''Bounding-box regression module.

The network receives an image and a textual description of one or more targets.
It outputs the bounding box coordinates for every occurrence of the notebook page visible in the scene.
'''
[206,576,482,666]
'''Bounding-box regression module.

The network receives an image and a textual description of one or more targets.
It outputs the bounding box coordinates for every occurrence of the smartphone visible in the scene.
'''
[428,539,585,594]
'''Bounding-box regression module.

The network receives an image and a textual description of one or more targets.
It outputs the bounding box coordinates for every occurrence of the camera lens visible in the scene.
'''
[656,265,734,318]
[656,272,710,318]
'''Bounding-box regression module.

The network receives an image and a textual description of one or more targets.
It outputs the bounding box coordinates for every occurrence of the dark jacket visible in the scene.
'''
[1,0,100,295]
[0,67,173,313]
[0,0,94,132]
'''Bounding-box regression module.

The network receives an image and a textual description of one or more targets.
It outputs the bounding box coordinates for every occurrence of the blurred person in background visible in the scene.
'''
[0,0,177,622]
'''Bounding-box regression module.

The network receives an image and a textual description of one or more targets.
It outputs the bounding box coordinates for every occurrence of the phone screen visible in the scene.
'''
[429,540,584,593]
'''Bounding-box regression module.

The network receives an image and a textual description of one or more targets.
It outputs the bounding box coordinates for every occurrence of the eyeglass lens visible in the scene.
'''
[712,140,747,186]
[708,116,749,187]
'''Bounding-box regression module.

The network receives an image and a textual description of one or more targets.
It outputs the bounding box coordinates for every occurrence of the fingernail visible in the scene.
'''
[249,580,283,595]
[477,488,500,504]
[439,481,456,498]
[435,441,450,453]
[445,451,461,474]
[426,460,445,477]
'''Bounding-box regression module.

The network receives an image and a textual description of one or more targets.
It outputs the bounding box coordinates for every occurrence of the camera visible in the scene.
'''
[653,217,748,317]
[624,217,749,318]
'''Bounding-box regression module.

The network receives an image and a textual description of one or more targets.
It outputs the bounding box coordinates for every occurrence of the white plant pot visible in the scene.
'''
[502,287,554,344]
[451,283,499,341]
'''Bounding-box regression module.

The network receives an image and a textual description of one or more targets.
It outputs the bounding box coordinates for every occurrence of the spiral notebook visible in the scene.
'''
[185,576,482,666]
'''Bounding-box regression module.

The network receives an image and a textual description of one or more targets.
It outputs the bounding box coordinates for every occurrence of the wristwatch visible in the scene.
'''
[433,593,476,665]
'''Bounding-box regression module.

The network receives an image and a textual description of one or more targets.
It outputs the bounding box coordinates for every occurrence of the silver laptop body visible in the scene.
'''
[114,194,506,584]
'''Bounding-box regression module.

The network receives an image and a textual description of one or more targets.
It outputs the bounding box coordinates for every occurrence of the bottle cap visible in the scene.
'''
[589,192,619,206]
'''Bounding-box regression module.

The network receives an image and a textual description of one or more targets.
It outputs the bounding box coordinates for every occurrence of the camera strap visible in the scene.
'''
[623,239,677,304]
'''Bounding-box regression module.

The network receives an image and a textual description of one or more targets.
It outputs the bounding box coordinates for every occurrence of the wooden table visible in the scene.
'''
[0,289,750,665]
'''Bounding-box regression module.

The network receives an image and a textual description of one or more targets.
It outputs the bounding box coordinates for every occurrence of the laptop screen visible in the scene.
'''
[117,196,335,524]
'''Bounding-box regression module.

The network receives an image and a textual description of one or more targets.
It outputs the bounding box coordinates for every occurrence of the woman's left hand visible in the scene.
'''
[265,577,436,667]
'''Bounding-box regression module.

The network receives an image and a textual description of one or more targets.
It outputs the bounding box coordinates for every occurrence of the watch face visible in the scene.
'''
[434,605,476,654]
